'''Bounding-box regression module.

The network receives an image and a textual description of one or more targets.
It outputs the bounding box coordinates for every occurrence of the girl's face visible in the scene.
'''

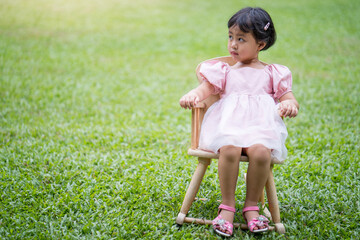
[227,25,266,64]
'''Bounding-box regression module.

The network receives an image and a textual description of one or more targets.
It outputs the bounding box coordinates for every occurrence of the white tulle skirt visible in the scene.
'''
[198,94,288,162]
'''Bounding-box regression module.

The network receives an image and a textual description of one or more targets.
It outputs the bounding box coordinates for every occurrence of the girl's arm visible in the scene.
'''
[179,81,215,109]
[278,92,299,118]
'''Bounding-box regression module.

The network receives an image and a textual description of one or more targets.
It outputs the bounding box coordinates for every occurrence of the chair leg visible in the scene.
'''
[265,165,285,234]
[176,157,211,225]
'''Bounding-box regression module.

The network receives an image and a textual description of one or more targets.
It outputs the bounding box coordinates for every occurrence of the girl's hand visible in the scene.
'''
[179,81,215,109]
[179,91,200,109]
[278,100,298,118]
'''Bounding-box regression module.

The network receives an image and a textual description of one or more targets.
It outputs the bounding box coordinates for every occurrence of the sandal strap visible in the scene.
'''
[218,204,236,214]
[212,215,234,236]
[248,216,270,232]
[242,206,259,214]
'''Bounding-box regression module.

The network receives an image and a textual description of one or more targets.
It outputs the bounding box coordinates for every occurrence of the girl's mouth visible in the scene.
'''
[231,51,239,56]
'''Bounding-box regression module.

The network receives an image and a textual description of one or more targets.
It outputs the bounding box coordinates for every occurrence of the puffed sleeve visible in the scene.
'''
[270,64,293,100]
[199,60,229,95]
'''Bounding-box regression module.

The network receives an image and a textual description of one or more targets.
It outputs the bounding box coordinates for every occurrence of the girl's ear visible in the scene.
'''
[258,41,267,51]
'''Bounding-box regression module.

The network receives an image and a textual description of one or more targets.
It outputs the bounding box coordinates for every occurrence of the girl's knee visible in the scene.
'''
[219,145,242,161]
[249,146,271,166]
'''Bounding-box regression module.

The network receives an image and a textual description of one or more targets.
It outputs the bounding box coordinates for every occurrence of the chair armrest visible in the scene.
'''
[191,102,206,149]
[193,102,206,109]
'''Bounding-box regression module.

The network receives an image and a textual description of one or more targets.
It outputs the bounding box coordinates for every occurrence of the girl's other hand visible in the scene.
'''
[278,100,298,118]
[179,92,200,109]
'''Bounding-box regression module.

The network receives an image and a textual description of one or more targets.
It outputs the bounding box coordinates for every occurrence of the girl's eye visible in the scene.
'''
[238,38,244,42]
[228,35,233,40]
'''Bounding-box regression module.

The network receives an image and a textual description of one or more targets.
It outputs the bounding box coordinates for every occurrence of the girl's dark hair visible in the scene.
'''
[228,7,276,51]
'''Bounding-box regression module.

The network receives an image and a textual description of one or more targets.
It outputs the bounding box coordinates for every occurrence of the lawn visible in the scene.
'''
[0,0,359,239]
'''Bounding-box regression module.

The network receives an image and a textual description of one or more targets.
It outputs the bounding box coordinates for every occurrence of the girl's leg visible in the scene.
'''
[243,144,271,229]
[217,145,242,226]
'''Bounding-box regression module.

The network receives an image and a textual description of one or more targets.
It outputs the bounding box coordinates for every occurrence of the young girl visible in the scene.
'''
[179,7,299,236]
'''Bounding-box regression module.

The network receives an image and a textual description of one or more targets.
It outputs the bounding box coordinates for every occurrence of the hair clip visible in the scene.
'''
[264,22,270,31]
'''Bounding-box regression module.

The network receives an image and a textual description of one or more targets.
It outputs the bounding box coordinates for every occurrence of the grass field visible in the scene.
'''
[1,0,359,239]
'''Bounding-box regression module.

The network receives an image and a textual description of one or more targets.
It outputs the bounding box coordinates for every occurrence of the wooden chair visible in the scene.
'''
[175,56,286,234]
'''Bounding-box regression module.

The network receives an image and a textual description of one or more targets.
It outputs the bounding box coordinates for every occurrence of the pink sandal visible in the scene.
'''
[212,204,236,237]
[242,206,270,233]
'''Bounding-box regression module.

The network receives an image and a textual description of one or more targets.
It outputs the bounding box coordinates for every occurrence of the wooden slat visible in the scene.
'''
[183,217,275,231]
[188,148,282,164]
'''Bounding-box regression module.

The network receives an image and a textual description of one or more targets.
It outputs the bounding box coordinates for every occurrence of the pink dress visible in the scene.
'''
[198,61,293,162]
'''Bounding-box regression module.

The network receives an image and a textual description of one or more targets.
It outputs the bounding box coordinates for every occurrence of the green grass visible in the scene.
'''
[1,0,359,239]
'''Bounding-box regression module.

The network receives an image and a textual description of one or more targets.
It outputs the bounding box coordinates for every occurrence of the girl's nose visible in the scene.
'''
[231,41,237,49]
[231,40,237,49]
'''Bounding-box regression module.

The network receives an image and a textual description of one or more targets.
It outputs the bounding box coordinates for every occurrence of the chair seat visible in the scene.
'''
[188,148,283,164]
